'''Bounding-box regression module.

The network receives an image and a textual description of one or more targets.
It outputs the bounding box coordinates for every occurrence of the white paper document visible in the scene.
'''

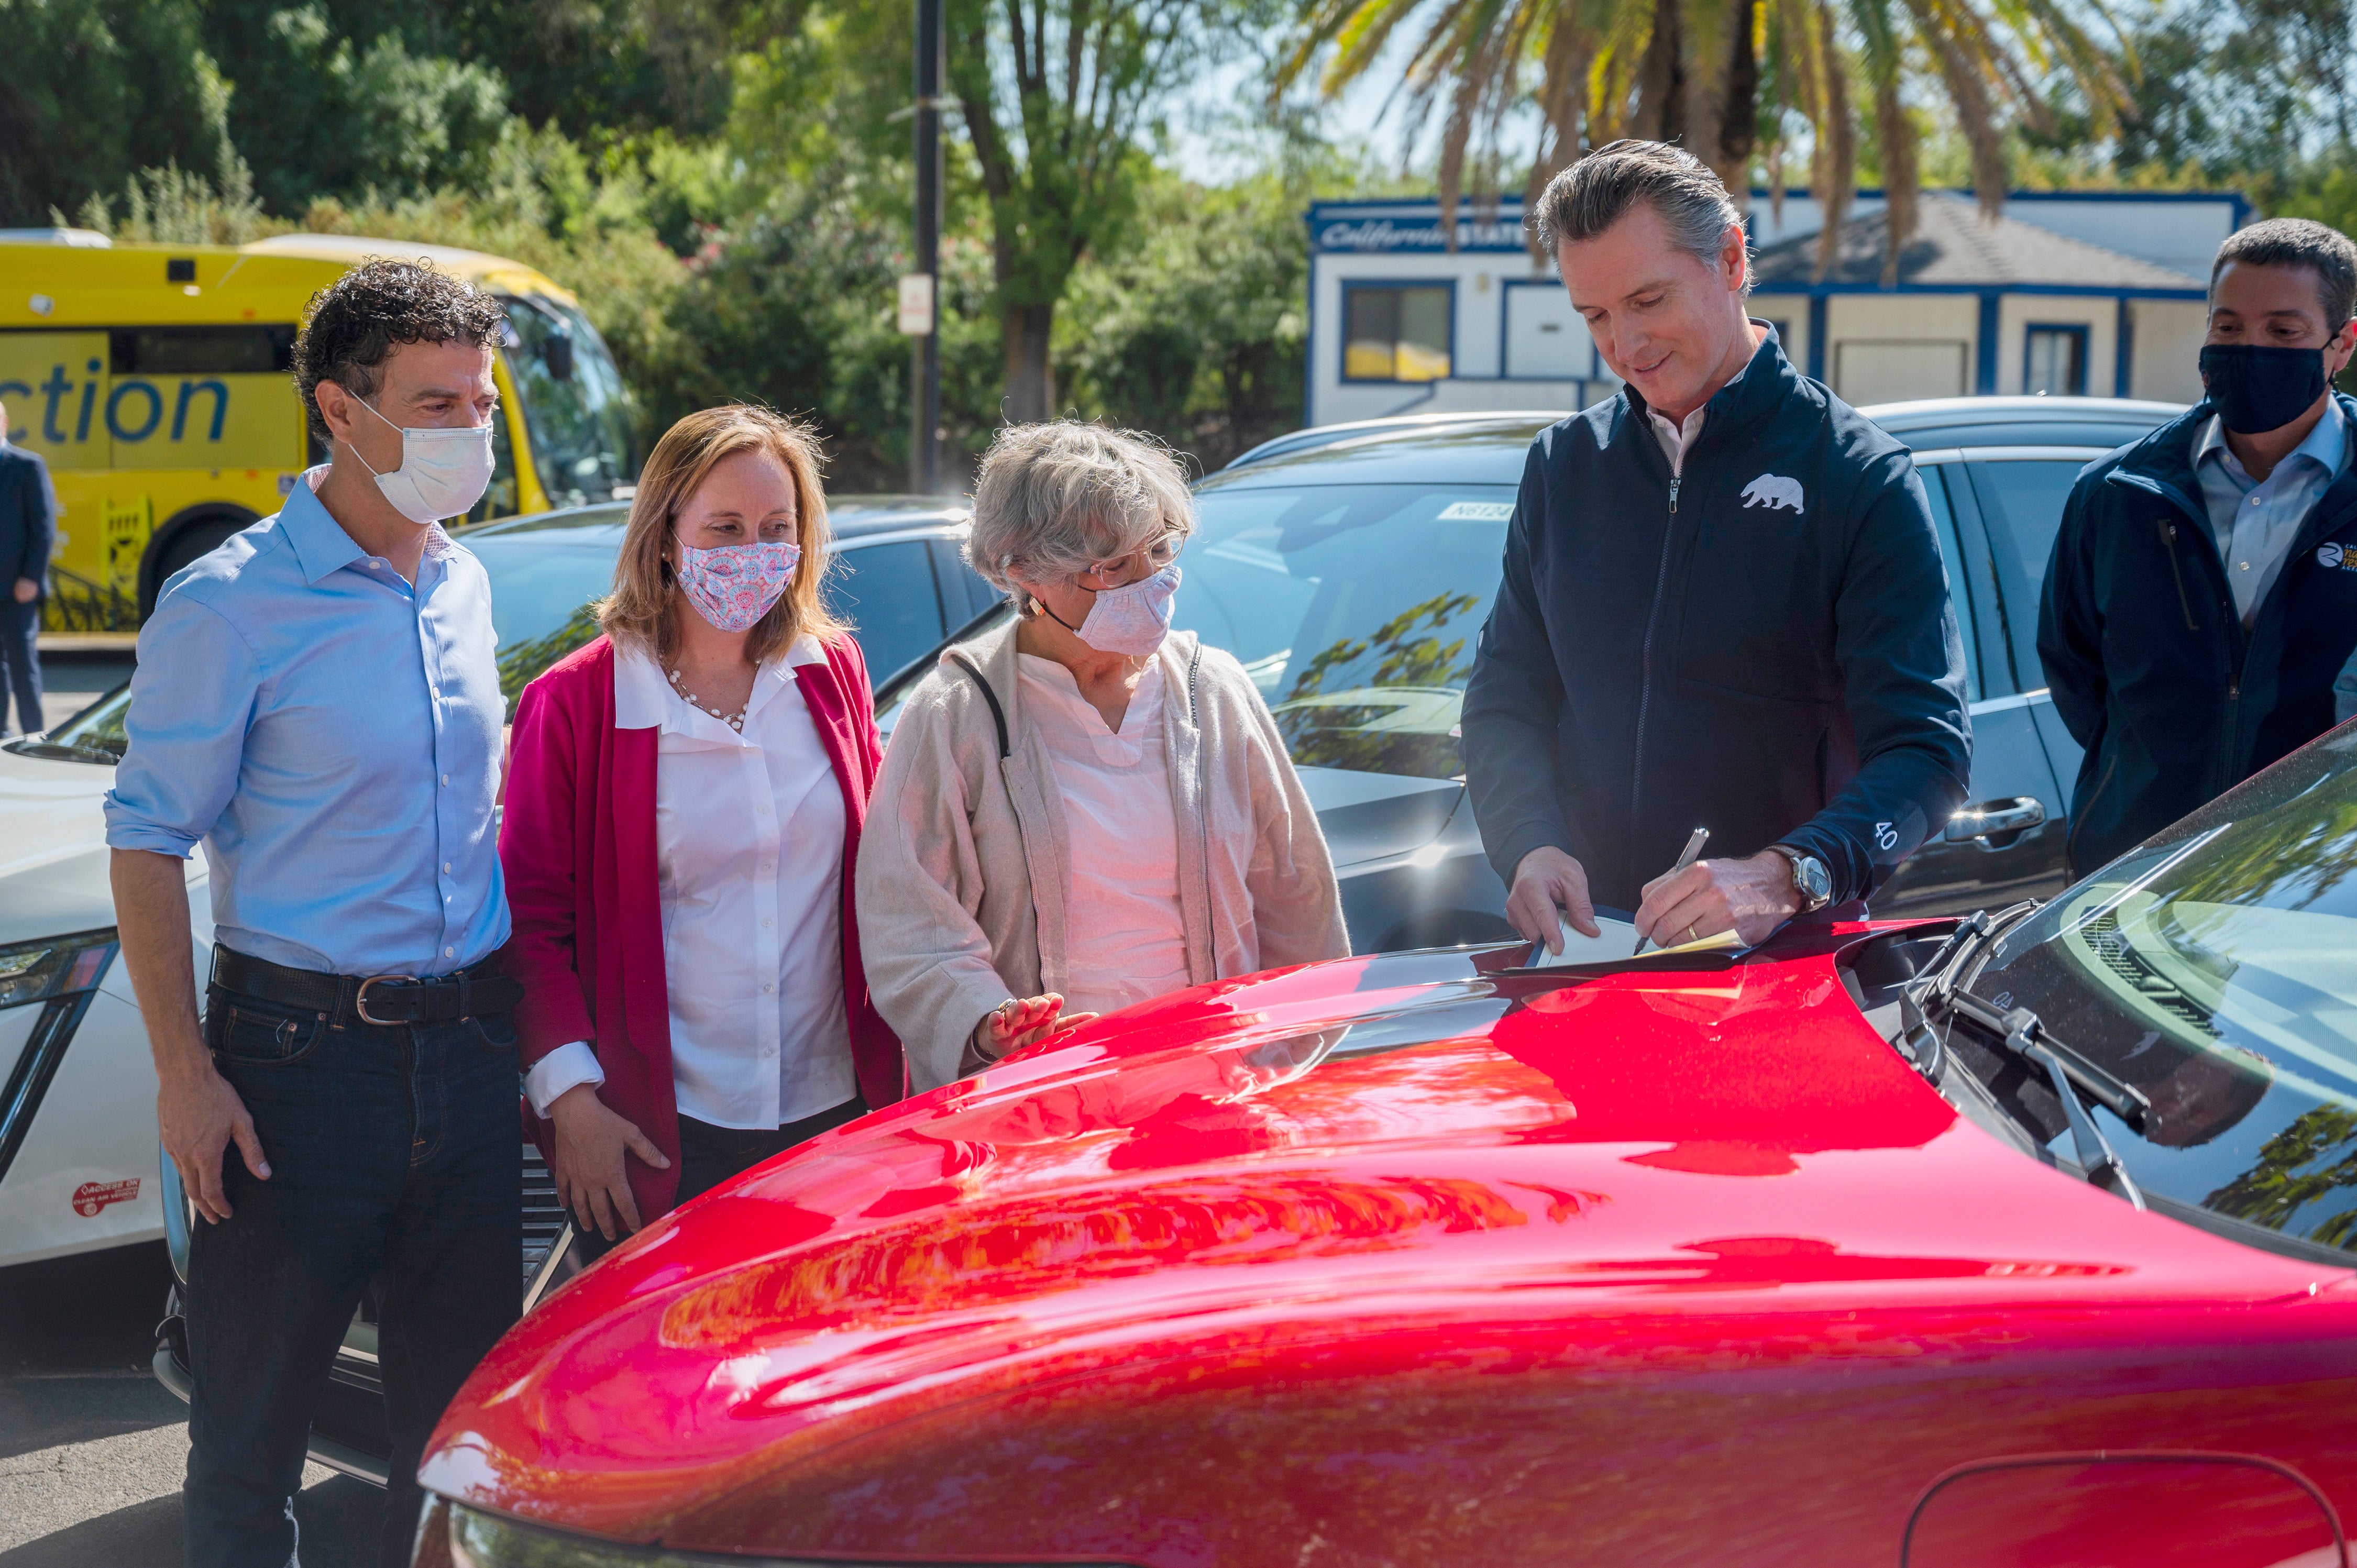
[1525,913,1746,969]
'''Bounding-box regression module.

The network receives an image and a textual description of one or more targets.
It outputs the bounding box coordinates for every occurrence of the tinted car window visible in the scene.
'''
[1965,726,2357,1260]
[929,537,995,625]
[1918,464,1980,703]
[827,540,945,686]
[465,534,621,700]
[1176,482,1516,779]
[1970,458,2091,689]
[4,683,129,764]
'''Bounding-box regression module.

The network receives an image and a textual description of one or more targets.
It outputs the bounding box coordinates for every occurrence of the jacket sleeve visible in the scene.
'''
[1460,443,1573,888]
[2037,469,2108,750]
[1775,456,1973,904]
[854,678,1024,1094]
[1236,671,1351,967]
[499,671,598,1066]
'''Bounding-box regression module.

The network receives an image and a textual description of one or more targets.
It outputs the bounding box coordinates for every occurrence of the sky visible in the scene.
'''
[1161,28,1538,186]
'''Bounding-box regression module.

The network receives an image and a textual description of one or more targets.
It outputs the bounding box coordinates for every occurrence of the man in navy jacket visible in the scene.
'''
[1461,141,1971,952]
[0,397,58,735]
[2040,218,2357,876]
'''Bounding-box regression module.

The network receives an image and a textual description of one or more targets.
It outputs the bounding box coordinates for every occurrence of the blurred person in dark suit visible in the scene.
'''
[0,397,57,735]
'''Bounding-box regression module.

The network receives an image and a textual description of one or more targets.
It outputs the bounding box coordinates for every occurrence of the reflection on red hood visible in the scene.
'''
[421,937,2342,1545]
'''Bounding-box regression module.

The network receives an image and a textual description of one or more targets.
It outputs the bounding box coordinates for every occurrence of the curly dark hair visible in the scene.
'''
[292,258,509,444]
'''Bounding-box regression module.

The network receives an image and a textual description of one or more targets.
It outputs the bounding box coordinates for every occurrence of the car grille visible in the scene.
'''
[521,1143,566,1288]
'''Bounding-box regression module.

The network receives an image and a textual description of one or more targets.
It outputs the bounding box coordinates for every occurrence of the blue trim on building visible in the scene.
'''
[1976,293,2002,395]
[2114,298,2135,398]
[1807,296,1829,381]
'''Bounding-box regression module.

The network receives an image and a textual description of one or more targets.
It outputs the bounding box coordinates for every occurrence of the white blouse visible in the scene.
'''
[1014,653,1189,1019]
[521,638,857,1129]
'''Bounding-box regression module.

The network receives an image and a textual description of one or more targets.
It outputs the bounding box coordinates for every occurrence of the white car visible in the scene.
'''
[0,496,993,1276]
[0,686,199,1264]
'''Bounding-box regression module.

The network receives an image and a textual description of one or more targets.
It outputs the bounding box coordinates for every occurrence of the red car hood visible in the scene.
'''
[422,931,2340,1542]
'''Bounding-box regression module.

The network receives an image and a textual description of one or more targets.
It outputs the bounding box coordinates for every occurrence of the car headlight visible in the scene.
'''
[0,929,117,1010]
[417,1497,1127,1567]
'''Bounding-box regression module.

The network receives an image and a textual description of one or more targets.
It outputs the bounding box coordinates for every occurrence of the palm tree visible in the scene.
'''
[1279,0,2134,282]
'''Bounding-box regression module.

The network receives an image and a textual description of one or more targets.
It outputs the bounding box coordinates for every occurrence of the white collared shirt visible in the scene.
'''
[521,637,856,1129]
[1015,653,1190,1018]
[1644,329,1763,474]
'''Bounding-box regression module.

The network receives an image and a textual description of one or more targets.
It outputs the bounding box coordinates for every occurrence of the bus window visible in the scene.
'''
[468,391,521,523]
[500,297,635,509]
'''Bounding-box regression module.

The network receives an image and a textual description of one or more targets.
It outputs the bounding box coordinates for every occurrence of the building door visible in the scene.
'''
[1502,282,1593,380]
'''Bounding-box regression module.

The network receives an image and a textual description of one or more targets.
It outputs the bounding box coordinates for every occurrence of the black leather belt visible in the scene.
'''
[211,946,523,1028]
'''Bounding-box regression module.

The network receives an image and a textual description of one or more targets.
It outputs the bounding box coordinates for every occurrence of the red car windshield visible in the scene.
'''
[1962,724,2357,1260]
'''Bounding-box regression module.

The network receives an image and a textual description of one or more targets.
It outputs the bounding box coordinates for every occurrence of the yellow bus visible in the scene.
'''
[0,230,637,630]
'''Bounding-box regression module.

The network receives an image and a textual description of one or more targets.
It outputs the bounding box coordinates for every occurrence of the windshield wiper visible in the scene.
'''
[1900,906,2152,1209]
[1940,991,2150,1209]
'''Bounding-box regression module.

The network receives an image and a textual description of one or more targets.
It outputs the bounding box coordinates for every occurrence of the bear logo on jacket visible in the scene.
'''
[1741,474,1805,513]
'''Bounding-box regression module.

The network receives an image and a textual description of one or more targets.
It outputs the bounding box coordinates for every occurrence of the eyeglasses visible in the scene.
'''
[1082,531,1183,582]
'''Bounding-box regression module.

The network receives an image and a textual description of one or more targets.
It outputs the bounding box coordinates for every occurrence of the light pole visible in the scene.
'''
[908,0,944,494]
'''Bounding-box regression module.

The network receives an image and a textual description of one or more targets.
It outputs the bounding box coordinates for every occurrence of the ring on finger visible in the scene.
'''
[1687,923,1700,943]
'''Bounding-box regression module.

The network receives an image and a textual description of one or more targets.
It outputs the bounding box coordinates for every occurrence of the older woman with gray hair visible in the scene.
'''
[857,421,1348,1089]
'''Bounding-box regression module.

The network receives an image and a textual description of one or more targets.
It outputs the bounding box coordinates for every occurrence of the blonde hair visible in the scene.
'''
[965,421,1194,609]
[598,405,846,664]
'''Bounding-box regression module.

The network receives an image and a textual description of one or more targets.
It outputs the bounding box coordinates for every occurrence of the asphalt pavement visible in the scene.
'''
[0,1243,381,1565]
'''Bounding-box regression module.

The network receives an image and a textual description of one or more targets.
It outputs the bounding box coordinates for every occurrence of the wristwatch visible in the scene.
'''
[1767,844,1833,913]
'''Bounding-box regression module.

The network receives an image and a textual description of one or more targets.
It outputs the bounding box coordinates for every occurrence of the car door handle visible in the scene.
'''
[1945,797,2047,843]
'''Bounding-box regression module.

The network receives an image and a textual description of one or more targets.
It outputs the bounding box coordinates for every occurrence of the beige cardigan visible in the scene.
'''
[856,621,1349,1091]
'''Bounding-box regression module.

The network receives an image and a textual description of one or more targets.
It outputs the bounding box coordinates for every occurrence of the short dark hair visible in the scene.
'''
[1532,139,1749,290]
[2210,218,2357,329]
[292,258,508,443]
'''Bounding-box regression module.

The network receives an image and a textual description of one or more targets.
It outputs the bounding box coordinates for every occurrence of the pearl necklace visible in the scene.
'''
[667,666,747,732]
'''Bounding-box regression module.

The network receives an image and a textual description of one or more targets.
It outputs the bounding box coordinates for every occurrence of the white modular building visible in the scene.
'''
[1303,189,2251,427]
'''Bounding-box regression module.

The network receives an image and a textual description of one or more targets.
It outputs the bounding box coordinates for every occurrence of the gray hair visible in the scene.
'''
[1532,139,1749,292]
[965,421,1195,606]
[2212,217,2357,329]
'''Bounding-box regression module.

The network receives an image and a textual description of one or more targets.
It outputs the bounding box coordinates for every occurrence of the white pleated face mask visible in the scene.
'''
[344,396,497,524]
[1074,564,1182,655]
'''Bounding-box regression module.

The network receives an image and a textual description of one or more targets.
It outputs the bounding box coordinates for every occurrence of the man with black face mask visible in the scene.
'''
[2041,218,2357,874]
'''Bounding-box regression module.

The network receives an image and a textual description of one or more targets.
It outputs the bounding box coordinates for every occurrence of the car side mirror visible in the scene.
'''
[543,332,574,382]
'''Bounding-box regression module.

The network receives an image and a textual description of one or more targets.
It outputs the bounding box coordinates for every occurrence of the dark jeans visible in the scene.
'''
[675,1097,866,1206]
[0,595,38,736]
[183,982,522,1568]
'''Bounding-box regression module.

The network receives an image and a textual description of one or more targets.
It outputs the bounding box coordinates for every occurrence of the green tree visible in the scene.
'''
[1058,167,1314,467]
[946,0,1268,419]
[0,0,237,226]
[194,5,513,214]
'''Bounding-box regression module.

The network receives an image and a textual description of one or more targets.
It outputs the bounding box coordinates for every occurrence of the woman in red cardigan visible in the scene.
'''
[501,405,904,1244]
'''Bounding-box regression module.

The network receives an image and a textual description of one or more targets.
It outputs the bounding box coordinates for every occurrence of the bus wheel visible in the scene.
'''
[142,507,259,616]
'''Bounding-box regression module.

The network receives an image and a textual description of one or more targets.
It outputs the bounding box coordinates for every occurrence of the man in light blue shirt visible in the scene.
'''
[105,259,522,1568]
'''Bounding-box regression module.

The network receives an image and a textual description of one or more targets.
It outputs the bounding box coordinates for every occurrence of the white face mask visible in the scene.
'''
[343,396,497,525]
[1073,564,1182,656]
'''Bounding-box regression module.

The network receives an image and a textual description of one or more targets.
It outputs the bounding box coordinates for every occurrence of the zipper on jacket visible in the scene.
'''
[1629,485,1680,824]
[2154,519,2199,632]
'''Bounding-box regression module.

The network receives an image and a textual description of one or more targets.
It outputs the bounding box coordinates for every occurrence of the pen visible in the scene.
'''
[1633,826,1711,956]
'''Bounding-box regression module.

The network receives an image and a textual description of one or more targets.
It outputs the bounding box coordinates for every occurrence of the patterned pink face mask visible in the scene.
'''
[673,539,801,633]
